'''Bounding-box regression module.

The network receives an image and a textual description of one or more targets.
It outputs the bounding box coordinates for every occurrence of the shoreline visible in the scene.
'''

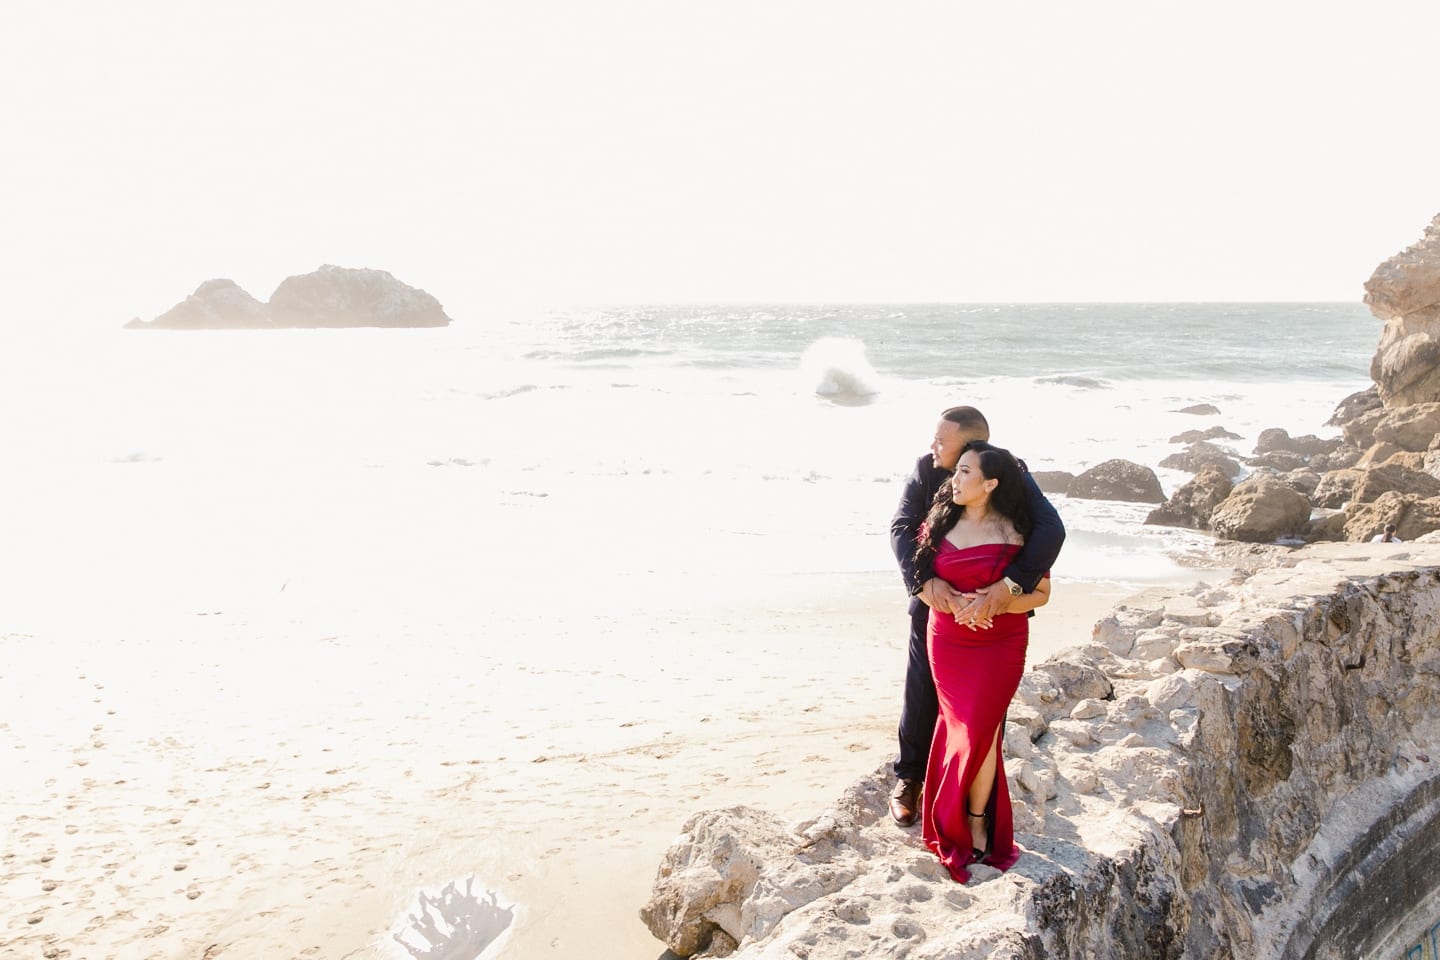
[1,563,1170,960]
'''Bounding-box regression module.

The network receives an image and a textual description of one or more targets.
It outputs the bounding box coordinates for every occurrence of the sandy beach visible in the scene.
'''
[1,562,1145,960]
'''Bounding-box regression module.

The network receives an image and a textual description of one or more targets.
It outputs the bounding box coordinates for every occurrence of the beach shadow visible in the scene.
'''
[392,876,514,960]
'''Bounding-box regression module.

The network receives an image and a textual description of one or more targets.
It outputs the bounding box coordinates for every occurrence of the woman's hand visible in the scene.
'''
[952,583,1012,628]
[953,592,994,630]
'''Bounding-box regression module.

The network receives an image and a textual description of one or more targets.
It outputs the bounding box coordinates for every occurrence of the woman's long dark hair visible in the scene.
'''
[915,440,1033,564]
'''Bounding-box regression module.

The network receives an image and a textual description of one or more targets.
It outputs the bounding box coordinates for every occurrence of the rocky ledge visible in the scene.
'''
[642,542,1440,959]
[124,265,451,329]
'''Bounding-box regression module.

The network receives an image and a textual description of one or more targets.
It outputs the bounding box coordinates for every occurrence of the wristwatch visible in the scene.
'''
[1000,576,1023,597]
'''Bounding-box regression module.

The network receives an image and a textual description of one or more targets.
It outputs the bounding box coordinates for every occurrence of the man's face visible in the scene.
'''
[930,420,975,472]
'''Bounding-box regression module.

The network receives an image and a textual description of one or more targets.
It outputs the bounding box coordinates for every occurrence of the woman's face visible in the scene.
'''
[950,450,996,507]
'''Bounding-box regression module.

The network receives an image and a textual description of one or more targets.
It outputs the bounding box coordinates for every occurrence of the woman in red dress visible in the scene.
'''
[915,440,1051,882]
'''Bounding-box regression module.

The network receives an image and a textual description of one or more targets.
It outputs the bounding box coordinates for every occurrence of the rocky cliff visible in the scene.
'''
[124,265,452,329]
[642,543,1440,958]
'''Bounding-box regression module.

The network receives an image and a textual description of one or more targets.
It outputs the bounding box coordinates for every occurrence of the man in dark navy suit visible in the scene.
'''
[887,405,1066,826]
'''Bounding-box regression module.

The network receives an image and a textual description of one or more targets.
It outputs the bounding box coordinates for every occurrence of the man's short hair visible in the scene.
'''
[941,405,990,440]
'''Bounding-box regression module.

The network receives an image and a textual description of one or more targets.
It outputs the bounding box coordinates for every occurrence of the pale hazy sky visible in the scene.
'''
[4,1,1439,330]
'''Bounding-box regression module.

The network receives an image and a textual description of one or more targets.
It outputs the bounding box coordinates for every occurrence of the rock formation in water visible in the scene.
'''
[124,265,452,329]
[641,543,1440,958]
[126,279,269,330]
[267,265,450,328]
[1066,459,1165,504]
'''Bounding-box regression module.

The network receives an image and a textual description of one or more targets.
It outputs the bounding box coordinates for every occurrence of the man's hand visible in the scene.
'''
[918,577,961,615]
[951,582,1014,629]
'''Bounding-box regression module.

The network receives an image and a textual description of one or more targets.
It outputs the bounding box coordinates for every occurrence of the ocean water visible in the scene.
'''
[0,303,1378,632]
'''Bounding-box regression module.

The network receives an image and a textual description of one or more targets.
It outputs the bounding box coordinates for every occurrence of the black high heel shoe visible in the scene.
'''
[967,809,988,861]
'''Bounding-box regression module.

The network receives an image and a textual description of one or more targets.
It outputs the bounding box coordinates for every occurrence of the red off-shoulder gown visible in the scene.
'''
[922,540,1033,882]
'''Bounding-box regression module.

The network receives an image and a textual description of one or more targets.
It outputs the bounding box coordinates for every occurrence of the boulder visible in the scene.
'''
[1158,441,1242,478]
[1369,309,1440,408]
[1341,490,1440,541]
[1144,464,1234,529]
[1349,461,1440,504]
[1275,469,1321,498]
[1309,443,1364,472]
[1209,475,1312,543]
[1340,407,1387,450]
[1067,459,1166,504]
[1383,451,1428,472]
[1370,402,1440,451]
[136,278,270,329]
[1356,441,1404,467]
[1325,386,1382,428]
[1030,470,1075,495]
[267,265,452,328]
[1253,428,1340,458]
[1301,511,1347,543]
[1312,469,1363,509]
[1246,451,1310,472]
[640,806,792,956]
[1014,655,1113,722]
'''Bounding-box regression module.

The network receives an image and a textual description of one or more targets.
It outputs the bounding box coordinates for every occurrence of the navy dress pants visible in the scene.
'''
[893,601,937,782]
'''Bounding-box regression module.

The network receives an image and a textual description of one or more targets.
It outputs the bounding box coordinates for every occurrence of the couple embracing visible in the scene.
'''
[888,405,1065,883]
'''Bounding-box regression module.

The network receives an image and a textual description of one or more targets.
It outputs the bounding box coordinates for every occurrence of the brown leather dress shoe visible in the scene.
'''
[889,778,921,827]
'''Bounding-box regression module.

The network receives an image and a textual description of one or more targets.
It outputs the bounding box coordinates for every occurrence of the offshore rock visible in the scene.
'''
[1030,470,1076,495]
[132,278,270,329]
[1169,426,1242,444]
[642,545,1440,959]
[268,265,451,328]
[127,266,452,329]
[1068,459,1166,504]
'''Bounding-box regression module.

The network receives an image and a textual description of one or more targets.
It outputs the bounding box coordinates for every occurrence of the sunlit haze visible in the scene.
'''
[3,1,1439,332]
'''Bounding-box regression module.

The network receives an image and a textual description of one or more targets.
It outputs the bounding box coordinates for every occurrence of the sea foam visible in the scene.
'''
[800,337,881,404]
